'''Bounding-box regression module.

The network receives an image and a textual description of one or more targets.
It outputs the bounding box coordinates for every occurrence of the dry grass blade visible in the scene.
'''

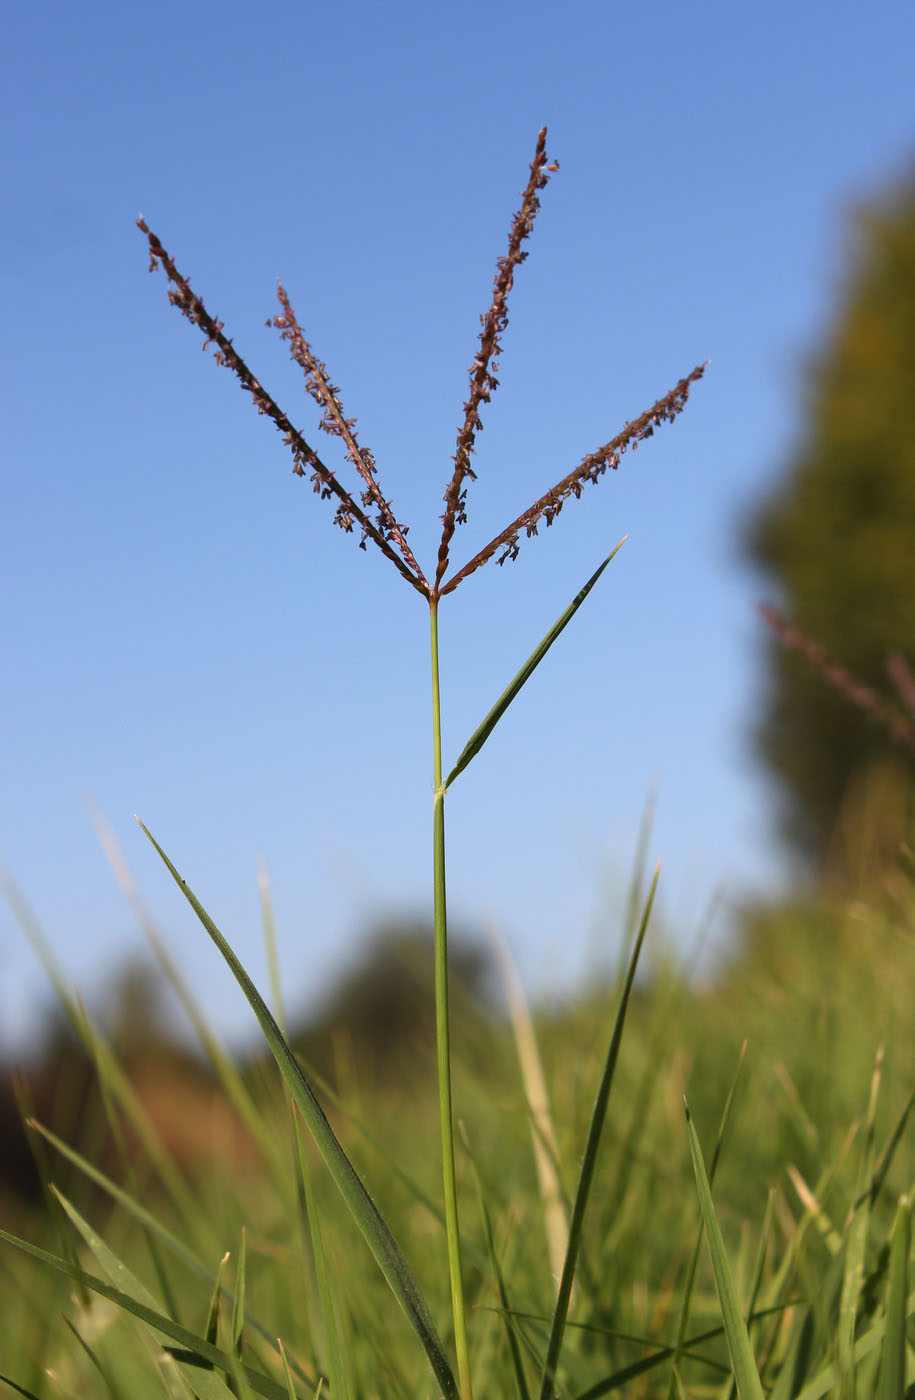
[435,127,558,589]
[137,220,426,596]
[441,364,706,594]
[489,922,567,1296]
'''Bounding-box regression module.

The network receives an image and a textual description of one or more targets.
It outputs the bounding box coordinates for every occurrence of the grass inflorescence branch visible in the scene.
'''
[435,126,558,590]
[270,282,427,586]
[139,132,703,607]
[760,604,915,756]
[439,362,707,596]
[137,218,428,597]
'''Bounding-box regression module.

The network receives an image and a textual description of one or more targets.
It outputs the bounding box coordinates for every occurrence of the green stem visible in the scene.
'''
[430,599,473,1400]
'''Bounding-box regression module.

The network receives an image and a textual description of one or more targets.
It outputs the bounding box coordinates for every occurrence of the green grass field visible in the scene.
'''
[2,854,913,1399]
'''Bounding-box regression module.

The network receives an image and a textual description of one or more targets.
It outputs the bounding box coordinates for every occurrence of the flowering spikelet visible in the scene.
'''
[270,284,426,586]
[139,130,705,607]
[137,219,427,597]
[760,605,915,756]
[435,128,558,590]
[440,364,706,596]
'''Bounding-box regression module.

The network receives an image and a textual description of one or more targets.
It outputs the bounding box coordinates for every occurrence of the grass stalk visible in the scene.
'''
[430,598,473,1400]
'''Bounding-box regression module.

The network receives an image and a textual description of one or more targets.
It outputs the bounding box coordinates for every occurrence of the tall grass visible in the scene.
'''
[3,131,913,1399]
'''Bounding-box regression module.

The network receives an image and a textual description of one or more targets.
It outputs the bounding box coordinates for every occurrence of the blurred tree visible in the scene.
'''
[289,920,494,1084]
[747,166,915,867]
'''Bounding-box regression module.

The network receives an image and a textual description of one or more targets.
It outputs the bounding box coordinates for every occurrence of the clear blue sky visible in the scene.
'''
[2,0,914,1054]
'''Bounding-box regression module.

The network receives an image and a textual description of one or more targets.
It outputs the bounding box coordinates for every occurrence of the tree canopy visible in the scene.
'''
[747,166,915,866]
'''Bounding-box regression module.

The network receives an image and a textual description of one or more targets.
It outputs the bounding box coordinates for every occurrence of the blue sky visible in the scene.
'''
[2,0,914,1054]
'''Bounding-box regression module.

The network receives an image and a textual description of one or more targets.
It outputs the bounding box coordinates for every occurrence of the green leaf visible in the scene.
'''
[293,1108,349,1400]
[137,818,457,1400]
[838,1046,883,1392]
[232,1228,247,1358]
[537,863,658,1400]
[277,1340,299,1400]
[444,540,625,789]
[0,1229,299,1400]
[30,1119,317,1394]
[206,1252,230,1347]
[0,1376,44,1400]
[683,1103,765,1400]
[61,1315,125,1400]
[794,1291,915,1400]
[877,1194,911,1400]
[53,1185,162,1313]
[167,1355,240,1400]
[668,1042,747,1397]
[462,1124,532,1400]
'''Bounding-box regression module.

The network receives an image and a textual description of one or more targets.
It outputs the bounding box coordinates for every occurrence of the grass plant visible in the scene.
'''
[2,131,913,1399]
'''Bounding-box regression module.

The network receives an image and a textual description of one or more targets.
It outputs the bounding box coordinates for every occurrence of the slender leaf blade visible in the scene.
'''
[877,1194,910,1400]
[232,1228,247,1358]
[0,1230,297,1400]
[293,1106,349,1400]
[169,1356,240,1400]
[206,1253,230,1347]
[445,540,625,788]
[61,1315,125,1400]
[537,863,658,1400]
[53,1185,162,1313]
[278,1341,300,1400]
[667,1042,747,1397]
[0,1376,44,1400]
[683,1103,765,1400]
[137,819,457,1400]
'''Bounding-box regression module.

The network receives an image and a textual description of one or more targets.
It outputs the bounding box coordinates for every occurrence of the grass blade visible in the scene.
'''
[683,1102,765,1400]
[537,863,659,1400]
[838,1045,883,1393]
[490,921,567,1298]
[137,818,458,1400]
[293,1106,349,1400]
[462,1122,532,1400]
[0,1230,300,1400]
[61,1314,126,1400]
[232,1228,247,1358]
[206,1253,231,1346]
[53,1184,162,1312]
[444,541,625,788]
[168,1356,240,1400]
[92,805,290,1182]
[877,1194,910,1400]
[257,855,286,1035]
[0,1377,45,1400]
[277,1341,302,1400]
[863,1082,915,1210]
[668,1042,747,1397]
[30,1116,315,1395]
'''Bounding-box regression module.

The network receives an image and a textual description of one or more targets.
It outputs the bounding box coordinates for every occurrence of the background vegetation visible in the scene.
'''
[3,143,915,1400]
[747,168,915,871]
